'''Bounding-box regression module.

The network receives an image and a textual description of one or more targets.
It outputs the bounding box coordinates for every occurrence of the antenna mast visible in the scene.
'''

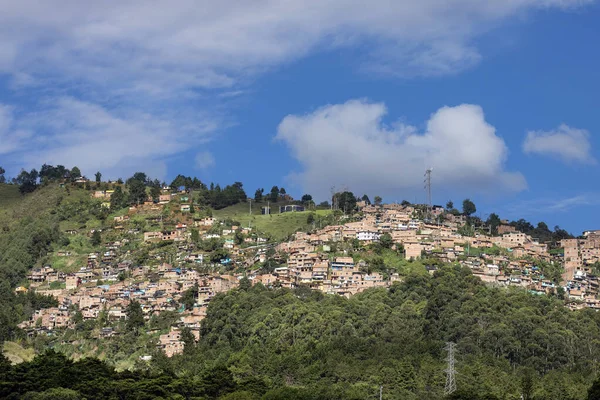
[424,168,433,218]
[444,342,457,395]
[330,186,336,211]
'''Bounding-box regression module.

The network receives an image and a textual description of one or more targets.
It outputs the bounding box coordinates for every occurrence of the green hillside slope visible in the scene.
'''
[213,201,332,240]
[0,184,21,211]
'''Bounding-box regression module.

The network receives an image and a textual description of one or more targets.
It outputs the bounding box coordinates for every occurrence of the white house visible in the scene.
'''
[356,231,380,241]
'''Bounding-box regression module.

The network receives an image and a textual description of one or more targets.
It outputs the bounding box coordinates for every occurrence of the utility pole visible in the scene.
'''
[444,342,457,396]
[379,385,383,400]
[248,198,253,215]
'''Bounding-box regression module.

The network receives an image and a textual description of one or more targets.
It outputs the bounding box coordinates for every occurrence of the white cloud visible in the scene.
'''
[0,0,592,92]
[0,1,591,178]
[0,105,32,155]
[276,100,526,199]
[2,98,217,180]
[195,151,216,169]
[523,124,595,164]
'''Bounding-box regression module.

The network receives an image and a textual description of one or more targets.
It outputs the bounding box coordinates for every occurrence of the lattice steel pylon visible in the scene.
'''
[444,342,457,395]
[424,168,433,218]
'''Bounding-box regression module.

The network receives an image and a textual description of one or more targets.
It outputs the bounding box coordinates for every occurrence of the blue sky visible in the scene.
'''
[0,0,599,234]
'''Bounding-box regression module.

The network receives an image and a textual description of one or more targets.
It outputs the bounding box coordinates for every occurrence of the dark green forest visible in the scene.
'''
[4,267,600,398]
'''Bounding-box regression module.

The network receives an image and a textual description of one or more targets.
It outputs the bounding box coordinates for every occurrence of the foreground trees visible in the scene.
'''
[6,266,600,398]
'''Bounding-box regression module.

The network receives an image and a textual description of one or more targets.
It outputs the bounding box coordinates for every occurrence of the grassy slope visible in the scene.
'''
[0,184,21,213]
[3,341,35,364]
[213,202,331,241]
[0,183,88,220]
[0,184,107,274]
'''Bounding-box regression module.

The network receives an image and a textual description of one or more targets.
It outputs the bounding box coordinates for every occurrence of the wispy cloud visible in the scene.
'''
[523,124,595,164]
[0,0,593,177]
[2,97,218,179]
[503,194,600,217]
[195,151,216,170]
[0,0,591,89]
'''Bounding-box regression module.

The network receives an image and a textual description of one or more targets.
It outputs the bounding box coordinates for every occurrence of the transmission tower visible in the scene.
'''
[444,342,457,395]
[424,168,433,218]
[330,186,336,211]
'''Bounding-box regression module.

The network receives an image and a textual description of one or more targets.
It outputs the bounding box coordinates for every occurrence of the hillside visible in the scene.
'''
[213,201,332,240]
[3,266,600,399]
[0,183,21,212]
[3,178,600,399]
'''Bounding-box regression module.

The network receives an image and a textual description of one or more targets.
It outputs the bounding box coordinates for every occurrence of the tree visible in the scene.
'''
[520,368,536,400]
[462,198,476,216]
[207,181,247,209]
[254,188,264,202]
[197,187,210,206]
[181,326,196,355]
[269,186,279,202]
[301,194,313,205]
[210,248,229,264]
[553,225,572,242]
[110,186,126,210]
[588,377,600,400]
[129,172,148,185]
[126,300,145,331]
[180,283,198,311]
[90,230,102,247]
[238,277,251,291]
[150,185,161,203]
[307,213,315,224]
[0,166,5,183]
[171,174,191,189]
[128,179,147,205]
[487,213,501,235]
[39,164,67,183]
[379,233,393,249]
[279,187,286,195]
[95,171,102,183]
[374,196,383,206]
[234,231,244,245]
[401,200,410,206]
[16,168,39,194]
[446,200,454,210]
[361,194,371,205]
[334,191,357,214]
[70,166,81,180]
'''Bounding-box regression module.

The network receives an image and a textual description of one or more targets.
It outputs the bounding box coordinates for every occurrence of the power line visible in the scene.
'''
[444,342,457,396]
